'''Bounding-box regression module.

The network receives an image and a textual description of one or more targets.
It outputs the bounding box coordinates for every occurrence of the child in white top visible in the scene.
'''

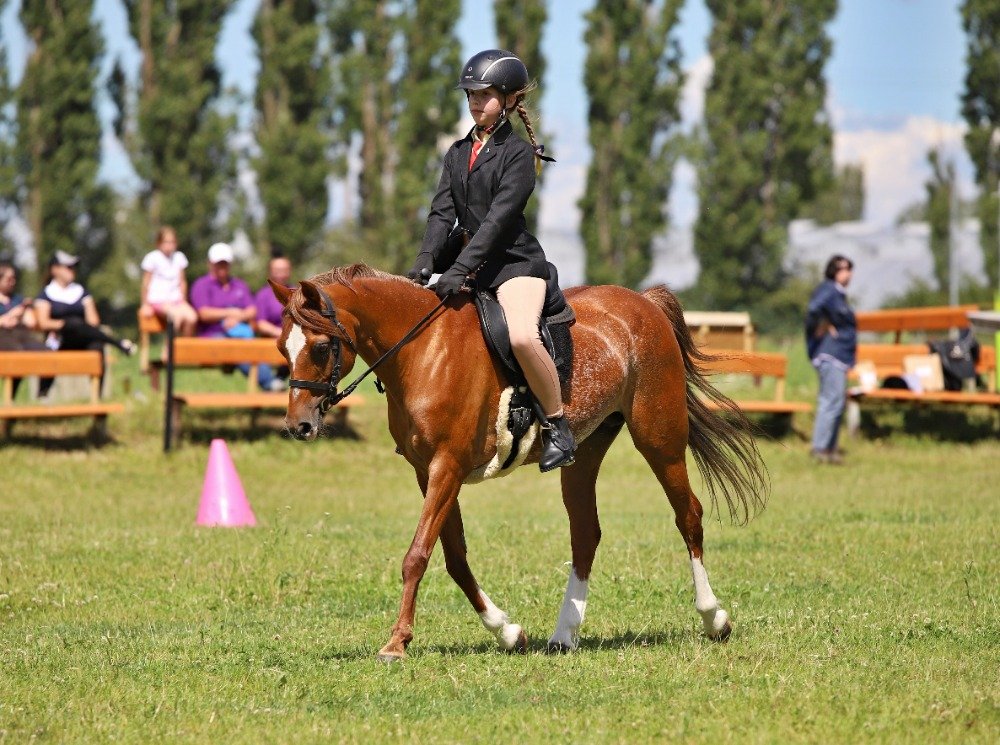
[139,226,198,335]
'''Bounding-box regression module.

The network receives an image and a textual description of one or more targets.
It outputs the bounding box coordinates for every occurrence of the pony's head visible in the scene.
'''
[272,275,359,440]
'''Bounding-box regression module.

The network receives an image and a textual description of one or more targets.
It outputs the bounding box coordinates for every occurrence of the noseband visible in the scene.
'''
[288,285,449,416]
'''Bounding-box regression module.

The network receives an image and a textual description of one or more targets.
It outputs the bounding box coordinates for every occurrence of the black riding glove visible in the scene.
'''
[406,253,434,285]
[434,265,470,298]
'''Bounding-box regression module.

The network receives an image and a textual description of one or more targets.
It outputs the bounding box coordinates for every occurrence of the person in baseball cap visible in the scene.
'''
[189,240,283,391]
[207,242,235,264]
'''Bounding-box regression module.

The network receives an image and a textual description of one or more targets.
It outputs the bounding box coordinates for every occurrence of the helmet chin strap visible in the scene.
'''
[476,107,507,134]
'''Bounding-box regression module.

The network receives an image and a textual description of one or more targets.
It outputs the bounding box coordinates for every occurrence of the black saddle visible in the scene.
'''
[472,263,575,468]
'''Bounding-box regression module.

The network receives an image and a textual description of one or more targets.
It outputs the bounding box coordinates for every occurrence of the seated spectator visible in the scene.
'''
[32,251,136,398]
[255,254,293,382]
[190,242,282,391]
[139,226,198,336]
[0,260,49,398]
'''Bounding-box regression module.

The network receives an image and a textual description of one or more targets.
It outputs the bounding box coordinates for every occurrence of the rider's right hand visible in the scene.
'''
[406,253,434,285]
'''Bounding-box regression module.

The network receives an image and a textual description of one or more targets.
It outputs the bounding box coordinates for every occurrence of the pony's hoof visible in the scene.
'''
[708,620,732,642]
[508,628,528,654]
[376,644,406,663]
[546,640,574,654]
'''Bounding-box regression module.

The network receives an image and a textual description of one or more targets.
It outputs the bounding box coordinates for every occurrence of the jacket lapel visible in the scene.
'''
[460,130,475,189]
[469,119,512,175]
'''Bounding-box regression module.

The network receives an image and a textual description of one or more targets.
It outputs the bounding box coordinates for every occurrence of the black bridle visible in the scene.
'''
[288,287,448,415]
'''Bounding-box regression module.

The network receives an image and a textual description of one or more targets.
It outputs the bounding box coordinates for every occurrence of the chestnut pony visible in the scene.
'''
[271,264,766,661]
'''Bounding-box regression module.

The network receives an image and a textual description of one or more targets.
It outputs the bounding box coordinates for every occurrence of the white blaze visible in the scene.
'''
[285,324,306,374]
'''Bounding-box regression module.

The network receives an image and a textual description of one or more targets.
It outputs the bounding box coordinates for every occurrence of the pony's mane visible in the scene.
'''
[309,262,405,290]
[287,262,408,333]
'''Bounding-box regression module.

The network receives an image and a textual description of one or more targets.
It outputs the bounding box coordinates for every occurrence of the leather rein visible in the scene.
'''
[288,287,448,415]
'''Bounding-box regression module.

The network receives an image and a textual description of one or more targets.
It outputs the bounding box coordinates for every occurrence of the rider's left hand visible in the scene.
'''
[434,266,470,298]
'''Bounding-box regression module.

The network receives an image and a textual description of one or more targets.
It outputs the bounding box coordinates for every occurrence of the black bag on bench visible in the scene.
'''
[928,329,980,391]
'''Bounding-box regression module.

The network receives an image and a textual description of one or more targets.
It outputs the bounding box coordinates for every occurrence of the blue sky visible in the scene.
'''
[1,0,976,232]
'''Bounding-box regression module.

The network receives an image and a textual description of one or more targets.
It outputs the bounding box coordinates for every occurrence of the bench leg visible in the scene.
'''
[329,407,349,431]
[845,399,861,437]
[2,419,12,439]
[89,415,111,445]
[169,399,184,448]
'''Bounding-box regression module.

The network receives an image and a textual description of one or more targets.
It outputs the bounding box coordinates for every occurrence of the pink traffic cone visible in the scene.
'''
[196,439,257,527]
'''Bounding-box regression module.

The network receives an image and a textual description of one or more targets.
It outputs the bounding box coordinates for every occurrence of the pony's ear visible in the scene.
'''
[299,279,324,309]
[268,279,294,307]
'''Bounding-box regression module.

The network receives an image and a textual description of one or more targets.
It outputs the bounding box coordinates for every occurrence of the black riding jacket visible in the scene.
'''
[418,119,548,289]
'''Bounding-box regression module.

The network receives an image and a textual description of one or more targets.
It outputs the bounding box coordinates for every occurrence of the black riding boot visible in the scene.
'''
[539,414,576,472]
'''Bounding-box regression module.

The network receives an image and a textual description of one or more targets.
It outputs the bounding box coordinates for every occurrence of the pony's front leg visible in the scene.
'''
[439,501,526,653]
[378,460,464,662]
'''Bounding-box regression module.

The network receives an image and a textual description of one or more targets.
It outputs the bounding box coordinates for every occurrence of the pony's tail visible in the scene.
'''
[642,286,769,525]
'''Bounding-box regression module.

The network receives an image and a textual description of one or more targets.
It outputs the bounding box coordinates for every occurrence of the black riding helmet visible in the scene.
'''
[457,49,529,94]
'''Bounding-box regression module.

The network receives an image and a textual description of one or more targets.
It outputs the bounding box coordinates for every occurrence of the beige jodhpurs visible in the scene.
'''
[496,276,562,418]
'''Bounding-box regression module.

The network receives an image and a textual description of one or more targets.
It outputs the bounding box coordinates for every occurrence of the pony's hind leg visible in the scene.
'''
[634,440,732,641]
[439,501,527,653]
[548,415,624,652]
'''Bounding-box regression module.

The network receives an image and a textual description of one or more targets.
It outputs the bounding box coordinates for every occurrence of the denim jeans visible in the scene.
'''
[225,323,278,390]
[812,359,847,452]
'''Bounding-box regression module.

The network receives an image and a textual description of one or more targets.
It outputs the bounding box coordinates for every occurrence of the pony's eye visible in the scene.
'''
[310,342,331,365]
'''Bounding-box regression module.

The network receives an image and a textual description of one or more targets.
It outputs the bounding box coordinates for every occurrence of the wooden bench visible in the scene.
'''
[855,305,979,342]
[685,311,756,351]
[700,350,812,430]
[138,312,167,374]
[847,343,1000,434]
[163,337,363,448]
[0,351,125,439]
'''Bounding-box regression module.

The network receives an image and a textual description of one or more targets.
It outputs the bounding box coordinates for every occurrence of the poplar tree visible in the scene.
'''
[494,0,548,233]
[328,0,460,272]
[253,0,330,265]
[960,0,1000,292]
[114,1,235,258]
[925,148,954,293]
[801,164,865,225]
[0,41,15,256]
[580,0,685,288]
[695,0,836,313]
[394,0,462,270]
[6,1,112,285]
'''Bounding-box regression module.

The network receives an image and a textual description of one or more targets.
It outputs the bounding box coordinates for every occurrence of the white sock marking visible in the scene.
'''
[478,589,523,650]
[691,556,729,636]
[548,567,588,650]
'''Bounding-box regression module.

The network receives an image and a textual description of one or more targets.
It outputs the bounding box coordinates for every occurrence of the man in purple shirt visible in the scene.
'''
[190,242,281,391]
[254,254,293,339]
[190,242,257,338]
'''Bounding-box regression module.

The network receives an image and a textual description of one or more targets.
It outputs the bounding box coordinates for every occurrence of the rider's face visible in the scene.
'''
[466,87,512,129]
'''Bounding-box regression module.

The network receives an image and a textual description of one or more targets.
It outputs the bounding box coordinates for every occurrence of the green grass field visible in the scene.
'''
[2,352,998,743]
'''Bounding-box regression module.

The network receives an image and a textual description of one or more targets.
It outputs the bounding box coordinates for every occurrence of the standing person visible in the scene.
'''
[190,242,281,391]
[805,255,857,464]
[139,226,198,335]
[0,261,49,398]
[33,251,136,397]
[406,49,573,472]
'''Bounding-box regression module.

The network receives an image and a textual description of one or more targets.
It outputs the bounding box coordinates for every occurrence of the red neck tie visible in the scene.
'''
[469,140,484,171]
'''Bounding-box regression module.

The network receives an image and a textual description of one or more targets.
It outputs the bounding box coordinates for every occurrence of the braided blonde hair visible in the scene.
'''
[508,81,549,174]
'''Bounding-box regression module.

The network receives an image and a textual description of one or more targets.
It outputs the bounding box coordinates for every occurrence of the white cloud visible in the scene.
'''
[835,116,975,226]
[680,54,713,127]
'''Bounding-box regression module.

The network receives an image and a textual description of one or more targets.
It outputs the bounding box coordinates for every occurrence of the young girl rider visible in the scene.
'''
[407,49,575,472]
